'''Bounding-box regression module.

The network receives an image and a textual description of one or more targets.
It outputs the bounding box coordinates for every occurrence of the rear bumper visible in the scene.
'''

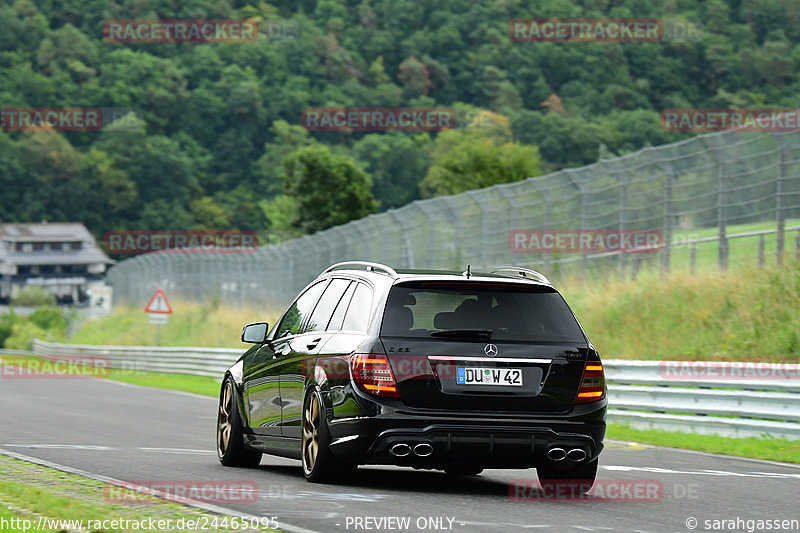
[327,402,606,469]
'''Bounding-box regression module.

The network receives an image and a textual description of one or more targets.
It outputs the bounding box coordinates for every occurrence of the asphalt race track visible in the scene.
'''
[1,378,798,533]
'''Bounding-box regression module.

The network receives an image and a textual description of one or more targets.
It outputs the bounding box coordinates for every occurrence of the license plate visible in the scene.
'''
[456,367,522,386]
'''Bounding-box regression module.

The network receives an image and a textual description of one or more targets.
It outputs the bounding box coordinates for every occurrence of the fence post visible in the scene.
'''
[530,179,553,276]
[758,235,765,268]
[618,170,629,280]
[564,170,589,279]
[631,253,641,281]
[388,210,414,268]
[690,245,697,274]
[775,136,787,265]
[796,230,800,260]
[718,156,729,271]
[468,191,490,269]
[497,183,521,267]
[661,168,673,277]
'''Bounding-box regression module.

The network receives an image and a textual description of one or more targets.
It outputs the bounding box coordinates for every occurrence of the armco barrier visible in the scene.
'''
[32,339,239,378]
[28,340,800,440]
[604,359,800,439]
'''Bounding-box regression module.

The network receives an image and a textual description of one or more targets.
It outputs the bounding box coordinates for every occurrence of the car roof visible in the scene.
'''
[319,262,553,288]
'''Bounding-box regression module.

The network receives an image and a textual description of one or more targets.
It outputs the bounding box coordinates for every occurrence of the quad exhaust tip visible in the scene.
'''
[546,447,567,462]
[567,448,587,462]
[413,443,433,457]
[390,442,434,457]
[390,443,411,457]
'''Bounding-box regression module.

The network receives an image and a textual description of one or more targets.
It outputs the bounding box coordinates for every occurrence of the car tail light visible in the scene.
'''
[575,361,606,404]
[350,354,400,399]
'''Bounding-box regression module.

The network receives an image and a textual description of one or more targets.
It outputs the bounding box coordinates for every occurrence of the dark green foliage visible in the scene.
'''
[1,0,798,242]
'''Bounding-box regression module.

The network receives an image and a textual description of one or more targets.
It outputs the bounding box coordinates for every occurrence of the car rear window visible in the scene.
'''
[381,282,585,343]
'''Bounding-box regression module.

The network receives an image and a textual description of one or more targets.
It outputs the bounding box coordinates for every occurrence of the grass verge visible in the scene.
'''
[606,423,800,463]
[109,368,222,397]
[0,454,277,532]
[67,299,277,348]
[565,260,800,361]
[0,355,223,397]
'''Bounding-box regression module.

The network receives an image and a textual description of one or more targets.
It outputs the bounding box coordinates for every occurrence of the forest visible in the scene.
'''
[1,0,798,245]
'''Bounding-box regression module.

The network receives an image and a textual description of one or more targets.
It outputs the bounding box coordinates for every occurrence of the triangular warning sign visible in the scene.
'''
[144,288,173,314]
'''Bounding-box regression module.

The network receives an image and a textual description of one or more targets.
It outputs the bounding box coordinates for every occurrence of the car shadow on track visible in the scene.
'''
[253,462,518,497]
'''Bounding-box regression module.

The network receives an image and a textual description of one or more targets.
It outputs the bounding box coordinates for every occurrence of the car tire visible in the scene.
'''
[444,465,483,476]
[217,377,262,468]
[302,389,347,483]
[537,458,598,495]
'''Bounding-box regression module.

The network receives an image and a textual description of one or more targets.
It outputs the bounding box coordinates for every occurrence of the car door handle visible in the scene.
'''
[307,338,322,350]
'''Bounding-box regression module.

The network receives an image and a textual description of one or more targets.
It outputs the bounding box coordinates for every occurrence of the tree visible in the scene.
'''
[353,132,430,209]
[420,112,542,197]
[281,145,378,234]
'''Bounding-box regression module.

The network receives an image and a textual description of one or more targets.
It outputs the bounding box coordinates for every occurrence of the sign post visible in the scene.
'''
[144,288,172,346]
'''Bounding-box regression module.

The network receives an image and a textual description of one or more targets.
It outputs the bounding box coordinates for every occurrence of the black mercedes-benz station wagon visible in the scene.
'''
[217,262,607,489]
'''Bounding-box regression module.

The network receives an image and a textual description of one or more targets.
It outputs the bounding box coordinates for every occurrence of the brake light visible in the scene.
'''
[350,354,400,399]
[575,361,606,404]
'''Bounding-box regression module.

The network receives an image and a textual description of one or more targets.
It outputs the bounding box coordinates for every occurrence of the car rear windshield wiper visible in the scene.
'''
[430,329,493,339]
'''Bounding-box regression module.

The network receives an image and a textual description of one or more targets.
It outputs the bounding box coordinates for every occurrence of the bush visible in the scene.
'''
[27,306,67,331]
[0,311,20,347]
[11,287,56,307]
[4,321,50,350]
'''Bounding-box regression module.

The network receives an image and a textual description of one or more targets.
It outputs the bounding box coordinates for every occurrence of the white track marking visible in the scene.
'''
[0,447,321,533]
[602,464,800,479]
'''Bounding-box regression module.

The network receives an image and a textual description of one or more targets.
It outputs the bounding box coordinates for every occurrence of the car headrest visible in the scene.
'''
[433,311,456,329]
[396,306,414,331]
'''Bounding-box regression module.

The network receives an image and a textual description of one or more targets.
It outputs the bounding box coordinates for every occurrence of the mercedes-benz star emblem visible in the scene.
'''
[484,344,498,357]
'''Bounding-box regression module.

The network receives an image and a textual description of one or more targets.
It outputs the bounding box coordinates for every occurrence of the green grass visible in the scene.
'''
[0,355,224,397]
[0,454,277,532]
[564,259,800,361]
[68,299,279,348]
[110,367,223,397]
[667,218,800,274]
[607,423,800,463]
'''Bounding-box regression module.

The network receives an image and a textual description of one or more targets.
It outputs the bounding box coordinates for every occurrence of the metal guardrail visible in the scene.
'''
[604,359,800,440]
[0,349,34,356]
[27,340,800,440]
[31,339,239,378]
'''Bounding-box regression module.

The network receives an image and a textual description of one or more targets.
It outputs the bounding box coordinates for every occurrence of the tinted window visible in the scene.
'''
[305,279,351,333]
[341,283,373,332]
[381,283,585,342]
[327,282,356,331]
[275,280,328,337]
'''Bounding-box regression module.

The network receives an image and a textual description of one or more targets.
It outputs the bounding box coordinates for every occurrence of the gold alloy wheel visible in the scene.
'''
[302,392,321,475]
[217,381,233,458]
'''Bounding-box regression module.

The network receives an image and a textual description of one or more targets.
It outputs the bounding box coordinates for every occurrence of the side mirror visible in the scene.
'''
[241,322,269,344]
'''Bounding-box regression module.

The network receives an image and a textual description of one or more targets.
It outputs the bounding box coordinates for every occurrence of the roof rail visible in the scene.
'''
[324,261,398,277]
[488,265,551,285]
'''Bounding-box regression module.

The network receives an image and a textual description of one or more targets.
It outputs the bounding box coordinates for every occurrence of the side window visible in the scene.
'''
[327,282,356,332]
[341,283,373,332]
[275,281,328,338]
[305,279,351,333]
